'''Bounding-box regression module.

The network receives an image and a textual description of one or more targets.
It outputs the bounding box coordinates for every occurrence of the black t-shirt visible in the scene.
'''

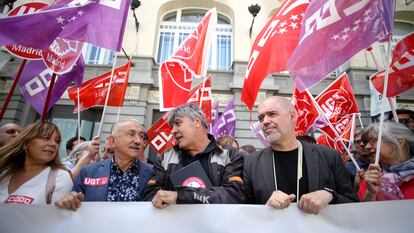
[273,148,309,202]
[180,136,217,178]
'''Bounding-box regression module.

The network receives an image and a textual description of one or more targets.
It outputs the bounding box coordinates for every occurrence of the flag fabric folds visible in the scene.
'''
[18,56,84,114]
[371,32,414,97]
[187,76,212,123]
[287,0,393,91]
[241,0,309,110]
[292,87,319,136]
[212,98,236,138]
[67,61,131,112]
[159,8,216,111]
[146,112,176,155]
[0,0,131,51]
[315,73,359,123]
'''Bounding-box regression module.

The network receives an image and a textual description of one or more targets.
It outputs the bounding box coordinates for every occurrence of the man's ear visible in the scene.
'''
[108,135,115,148]
[194,117,201,128]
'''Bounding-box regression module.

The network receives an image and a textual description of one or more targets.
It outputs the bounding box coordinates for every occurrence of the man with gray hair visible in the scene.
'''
[56,119,154,211]
[244,96,358,215]
[142,103,245,208]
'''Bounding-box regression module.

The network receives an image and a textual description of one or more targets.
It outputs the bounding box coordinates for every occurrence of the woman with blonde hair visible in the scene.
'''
[0,121,73,204]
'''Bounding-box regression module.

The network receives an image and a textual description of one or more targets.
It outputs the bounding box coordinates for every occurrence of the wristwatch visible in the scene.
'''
[323,187,338,203]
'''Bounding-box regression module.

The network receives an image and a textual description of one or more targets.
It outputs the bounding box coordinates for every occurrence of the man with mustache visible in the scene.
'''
[56,119,154,211]
[243,96,358,215]
[142,103,245,208]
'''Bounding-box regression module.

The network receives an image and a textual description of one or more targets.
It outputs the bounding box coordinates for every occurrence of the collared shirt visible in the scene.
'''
[106,157,141,202]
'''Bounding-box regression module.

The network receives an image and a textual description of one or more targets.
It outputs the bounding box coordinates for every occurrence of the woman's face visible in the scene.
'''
[25,130,60,165]
[378,140,399,165]
[364,133,400,165]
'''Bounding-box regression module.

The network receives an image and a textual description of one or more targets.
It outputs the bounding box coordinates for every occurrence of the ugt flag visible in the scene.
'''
[291,87,319,136]
[18,56,84,114]
[0,0,131,51]
[67,61,131,112]
[241,0,309,110]
[187,76,212,123]
[371,32,414,97]
[159,8,216,111]
[315,73,359,123]
[212,98,236,138]
[287,0,393,91]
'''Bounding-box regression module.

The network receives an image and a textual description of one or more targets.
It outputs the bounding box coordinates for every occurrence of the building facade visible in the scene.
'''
[1,0,414,160]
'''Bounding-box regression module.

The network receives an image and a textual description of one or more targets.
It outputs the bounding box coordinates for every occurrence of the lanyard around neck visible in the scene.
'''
[272,140,303,200]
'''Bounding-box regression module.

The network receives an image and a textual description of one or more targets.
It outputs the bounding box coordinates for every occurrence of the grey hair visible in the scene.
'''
[110,118,142,134]
[362,122,414,161]
[167,103,208,129]
[68,141,91,163]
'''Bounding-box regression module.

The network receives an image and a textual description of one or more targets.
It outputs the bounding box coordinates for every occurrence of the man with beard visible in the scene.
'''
[56,119,154,211]
[142,103,245,208]
[243,96,358,215]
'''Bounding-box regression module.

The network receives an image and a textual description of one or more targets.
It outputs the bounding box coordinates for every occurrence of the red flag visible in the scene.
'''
[159,8,216,111]
[187,75,212,123]
[68,61,130,112]
[146,112,176,155]
[291,87,319,136]
[315,73,359,123]
[371,32,414,97]
[241,0,309,110]
[318,114,355,159]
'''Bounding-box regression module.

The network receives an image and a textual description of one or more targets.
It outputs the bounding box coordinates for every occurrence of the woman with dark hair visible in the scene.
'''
[358,122,414,201]
[0,121,73,204]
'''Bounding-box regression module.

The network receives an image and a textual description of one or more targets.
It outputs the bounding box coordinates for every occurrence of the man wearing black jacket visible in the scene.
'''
[142,103,245,208]
[244,96,358,215]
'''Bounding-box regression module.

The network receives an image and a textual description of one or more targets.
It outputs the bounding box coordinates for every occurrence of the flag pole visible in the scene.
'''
[97,53,118,137]
[0,59,27,121]
[77,87,81,142]
[305,89,360,170]
[41,73,57,122]
[374,36,393,165]
[357,112,364,129]
[367,47,398,122]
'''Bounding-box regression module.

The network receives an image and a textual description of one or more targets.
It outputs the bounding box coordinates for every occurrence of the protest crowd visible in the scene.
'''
[0,1,413,230]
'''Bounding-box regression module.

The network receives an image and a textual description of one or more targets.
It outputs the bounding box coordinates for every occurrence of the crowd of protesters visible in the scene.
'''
[0,101,413,214]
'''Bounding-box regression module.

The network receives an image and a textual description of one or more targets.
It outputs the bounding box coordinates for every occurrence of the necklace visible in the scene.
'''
[272,140,303,200]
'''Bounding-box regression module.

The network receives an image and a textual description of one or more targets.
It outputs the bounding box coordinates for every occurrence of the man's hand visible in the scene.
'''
[354,169,365,189]
[266,190,296,209]
[151,190,178,209]
[298,190,333,215]
[364,164,382,201]
[55,192,84,211]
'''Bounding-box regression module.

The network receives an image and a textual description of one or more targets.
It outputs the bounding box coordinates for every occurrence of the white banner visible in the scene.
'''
[0,201,412,233]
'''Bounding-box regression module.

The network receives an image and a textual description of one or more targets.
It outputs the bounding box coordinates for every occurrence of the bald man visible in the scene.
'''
[243,96,358,215]
[0,123,22,147]
[56,119,154,211]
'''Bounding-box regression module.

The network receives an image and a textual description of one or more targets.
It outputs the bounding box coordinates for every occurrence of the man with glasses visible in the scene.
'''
[390,109,414,133]
[345,130,373,188]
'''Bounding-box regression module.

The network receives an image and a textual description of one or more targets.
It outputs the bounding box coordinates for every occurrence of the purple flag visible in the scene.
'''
[212,99,236,138]
[250,121,270,147]
[0,0,131,51]
[208,101,220,134]
[18,56,84,114]
[287,0,393,91]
